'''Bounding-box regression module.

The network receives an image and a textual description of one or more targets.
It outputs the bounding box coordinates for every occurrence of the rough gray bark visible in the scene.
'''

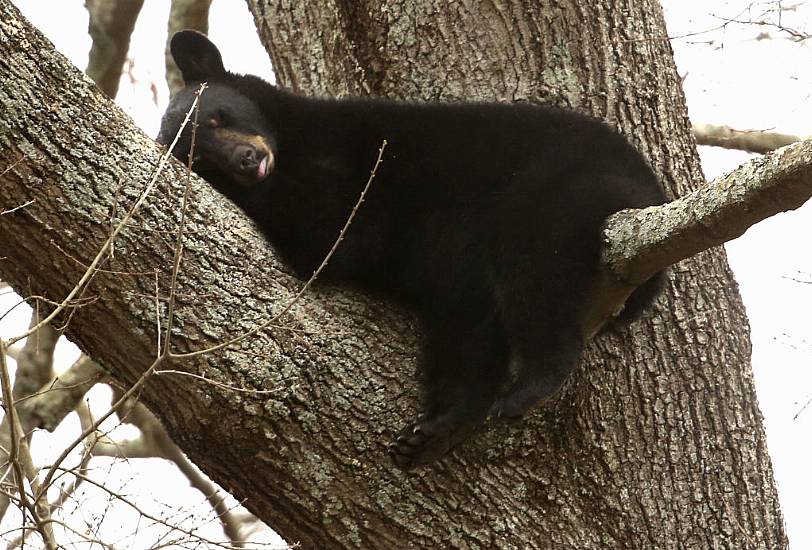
[0,1,791,548]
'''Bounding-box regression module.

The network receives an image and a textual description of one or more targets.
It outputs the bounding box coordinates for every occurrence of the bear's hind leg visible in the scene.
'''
[389,310,509,470]
[490,323,582,419]
[490,269,586,420]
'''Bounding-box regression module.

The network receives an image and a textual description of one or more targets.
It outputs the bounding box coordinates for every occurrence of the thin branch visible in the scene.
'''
[101,392,260,547]
[0,295,97,326]
[0,312,59,518]
[163,83,206,356]
[793,395,812,420]
[0,341,56,549]
[37,344,160,502]
[0,156,25,178]
[580,136,812,337]
[603,137,812,284]
[708,7,811,42]
[47,467,268,550]
[155,268,162,358]
[154,369,289,395]
[0,200,35,216]
[3,425,93,550]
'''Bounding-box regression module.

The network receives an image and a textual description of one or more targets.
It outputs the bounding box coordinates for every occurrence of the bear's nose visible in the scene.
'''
[236,145,257,169]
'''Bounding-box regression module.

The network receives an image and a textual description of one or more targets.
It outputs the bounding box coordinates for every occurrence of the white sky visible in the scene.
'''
[4,0,812,548]
[662,5,812,547]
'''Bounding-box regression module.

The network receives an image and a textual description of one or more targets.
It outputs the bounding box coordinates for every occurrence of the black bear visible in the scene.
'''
[158,30,666,470]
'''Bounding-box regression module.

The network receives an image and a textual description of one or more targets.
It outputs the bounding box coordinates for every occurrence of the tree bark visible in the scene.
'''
[1,1,788,548]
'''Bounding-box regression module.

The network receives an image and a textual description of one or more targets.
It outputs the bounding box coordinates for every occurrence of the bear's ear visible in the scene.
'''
[170,30,226,84]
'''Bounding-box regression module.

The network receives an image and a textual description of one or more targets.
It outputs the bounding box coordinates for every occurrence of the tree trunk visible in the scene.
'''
[0,0,787,548]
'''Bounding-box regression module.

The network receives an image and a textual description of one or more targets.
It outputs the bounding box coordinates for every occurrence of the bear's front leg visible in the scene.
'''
[490,287,584,420]
[388,309,509,469]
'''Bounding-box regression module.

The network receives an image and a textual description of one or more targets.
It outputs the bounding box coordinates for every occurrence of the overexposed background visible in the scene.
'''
[3,0,811,547]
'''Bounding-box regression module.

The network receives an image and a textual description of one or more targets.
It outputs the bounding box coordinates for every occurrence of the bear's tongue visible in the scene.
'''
[257,156,269,179]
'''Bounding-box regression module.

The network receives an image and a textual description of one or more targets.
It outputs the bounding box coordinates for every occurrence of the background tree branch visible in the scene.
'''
[165,0,213,95]
[84,0,144,98]
[693,122,802,153]
[0,314,59,518]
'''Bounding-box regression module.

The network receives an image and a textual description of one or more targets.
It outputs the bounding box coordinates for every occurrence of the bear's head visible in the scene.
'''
[157,31,276,188]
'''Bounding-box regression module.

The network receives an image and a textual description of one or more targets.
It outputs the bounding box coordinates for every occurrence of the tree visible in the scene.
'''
[0,0,798,547]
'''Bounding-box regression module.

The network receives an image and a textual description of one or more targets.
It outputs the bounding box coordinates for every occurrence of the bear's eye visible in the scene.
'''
[205,116,220,128]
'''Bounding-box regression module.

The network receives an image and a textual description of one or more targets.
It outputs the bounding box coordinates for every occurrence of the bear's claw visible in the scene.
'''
[389,415,478,470]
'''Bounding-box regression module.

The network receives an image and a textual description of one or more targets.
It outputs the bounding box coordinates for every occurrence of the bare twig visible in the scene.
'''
[793,395,812,420]
[708,6,811,42]
[154,369,289,394]
[3,424,93,550]
[94,392,259,547]
[37,331,160,503]
[1,200,35,216]
[0,295,97,326]
[162,83,206,356]
[155,268,162,358]
[0,156,25,178]
[0,341,56,549]
[47,467,266,549]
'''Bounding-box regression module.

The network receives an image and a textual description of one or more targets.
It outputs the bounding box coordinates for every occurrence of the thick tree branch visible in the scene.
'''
[604,138,812,283]
[10,316,58,402]
[18,354,104,432]
[584,137,812,337]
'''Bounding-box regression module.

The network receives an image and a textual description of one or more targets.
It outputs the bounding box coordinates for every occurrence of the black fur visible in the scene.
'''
[158,31,666,470]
